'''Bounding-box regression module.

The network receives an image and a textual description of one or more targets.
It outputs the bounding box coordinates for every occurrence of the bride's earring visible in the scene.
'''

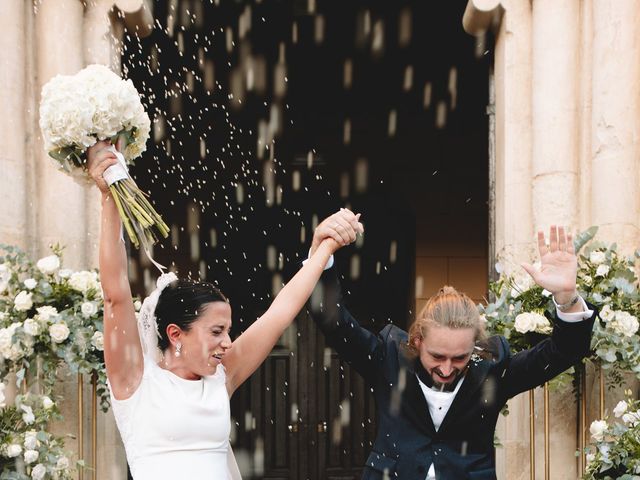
[175,342,182,357]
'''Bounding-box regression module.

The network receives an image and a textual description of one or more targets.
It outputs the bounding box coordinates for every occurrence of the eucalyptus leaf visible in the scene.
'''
[574,226,598,252]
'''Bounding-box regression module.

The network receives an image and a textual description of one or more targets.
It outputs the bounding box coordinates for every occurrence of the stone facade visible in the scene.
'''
[0,1,152,477]
[1,0,639,478]
[465,0,640,478]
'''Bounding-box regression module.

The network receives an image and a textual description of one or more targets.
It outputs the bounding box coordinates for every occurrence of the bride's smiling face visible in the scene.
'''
[177,301,233,377]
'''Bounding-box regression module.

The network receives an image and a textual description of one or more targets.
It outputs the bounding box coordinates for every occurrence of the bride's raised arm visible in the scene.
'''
[223,209,363,395]
[87,140,143,400]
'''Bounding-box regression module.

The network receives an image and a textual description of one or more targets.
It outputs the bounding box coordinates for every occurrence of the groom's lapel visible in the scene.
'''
[398,354,437,436]
[437,359,492,434]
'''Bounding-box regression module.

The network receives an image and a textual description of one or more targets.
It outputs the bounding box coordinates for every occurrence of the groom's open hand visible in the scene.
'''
[521,225,578,305]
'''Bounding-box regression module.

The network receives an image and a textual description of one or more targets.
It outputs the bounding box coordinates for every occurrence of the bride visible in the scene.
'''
[87,140,363,479]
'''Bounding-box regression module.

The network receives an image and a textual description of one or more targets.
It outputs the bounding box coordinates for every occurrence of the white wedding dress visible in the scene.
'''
[110,355,241,479]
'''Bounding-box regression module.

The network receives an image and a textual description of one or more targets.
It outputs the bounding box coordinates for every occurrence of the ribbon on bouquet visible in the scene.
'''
[104,145,130,185]
[104,145,167,274]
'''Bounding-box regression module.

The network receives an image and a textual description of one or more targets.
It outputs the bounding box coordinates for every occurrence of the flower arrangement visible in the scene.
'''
[481,227,640,388]
[39,64,169,250]
[0,392,73,480]
[584,390,640,479]
[0,244,109,478]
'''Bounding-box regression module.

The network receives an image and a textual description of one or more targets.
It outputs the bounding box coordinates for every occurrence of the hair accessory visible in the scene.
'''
[137,272,179,362]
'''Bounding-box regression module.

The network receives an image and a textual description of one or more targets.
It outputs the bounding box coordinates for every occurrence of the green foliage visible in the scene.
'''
[0,244,110,477]
[482,229,640,393]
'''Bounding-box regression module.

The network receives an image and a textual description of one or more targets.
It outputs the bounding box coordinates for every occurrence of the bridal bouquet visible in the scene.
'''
[39,64,169,250]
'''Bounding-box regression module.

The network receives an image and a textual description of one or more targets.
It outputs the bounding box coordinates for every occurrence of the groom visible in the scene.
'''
[307,210,596,480]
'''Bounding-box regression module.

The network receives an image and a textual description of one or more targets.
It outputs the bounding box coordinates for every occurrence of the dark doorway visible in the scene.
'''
[122,0,488,478]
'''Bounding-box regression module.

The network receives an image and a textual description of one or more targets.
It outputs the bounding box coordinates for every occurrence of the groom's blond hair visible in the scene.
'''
[407,286,485,355]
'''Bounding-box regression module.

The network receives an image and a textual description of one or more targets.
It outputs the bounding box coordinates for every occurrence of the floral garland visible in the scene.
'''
[480,227,640,389]
[0,244,108,479]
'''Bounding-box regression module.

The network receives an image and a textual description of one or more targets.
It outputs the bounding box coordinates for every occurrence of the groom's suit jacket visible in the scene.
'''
[309,268,596,480]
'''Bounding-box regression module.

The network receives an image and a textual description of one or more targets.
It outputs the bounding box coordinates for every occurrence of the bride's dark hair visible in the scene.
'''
[154,279,228,351]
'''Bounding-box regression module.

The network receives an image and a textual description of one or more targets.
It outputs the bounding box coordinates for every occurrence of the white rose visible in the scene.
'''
[36,306,58,322]
[0,263,9,293]
[613,400,628,418]
[56,456,70,470]
[589,251,606,265]
[49,322,70,343]
[585,453,595,465]
[81,301,98,318]
[595,264,610,277]
[134,300,142,311]
[14,291,33,311]
[514,312,537,334]
[0,327,15,352]
[622,410,640,426]
[58,269,72,279]
[23,278,37,290]
[91,331,104,351]
[21,405,35,425]
[24,449,39,464]
[23,318,40,337]
[6,444,22,457]
[610,311,639,337]
[24,431,38,450]
[582,275,593,286]
[0,382,5,408]
[533,315,552,334]
[69,270,99,294]
[36,255,60,275]
[600,305,614,322]
[31,463,46,480]
[589,419,607,442]
[42,396,54,410]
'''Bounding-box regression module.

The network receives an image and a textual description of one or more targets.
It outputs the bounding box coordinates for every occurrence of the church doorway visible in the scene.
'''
[123,0,489,477]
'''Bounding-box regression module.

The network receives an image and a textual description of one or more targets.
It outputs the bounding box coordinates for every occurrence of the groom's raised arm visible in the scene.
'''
[308,210,385,384]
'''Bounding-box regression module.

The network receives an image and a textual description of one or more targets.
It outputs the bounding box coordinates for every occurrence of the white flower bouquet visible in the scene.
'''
[39,64,169,250]
[584,391,640,479]
[0,392,76,479]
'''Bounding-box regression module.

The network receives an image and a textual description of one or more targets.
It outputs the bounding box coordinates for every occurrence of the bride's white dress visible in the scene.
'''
[110,356,240,479]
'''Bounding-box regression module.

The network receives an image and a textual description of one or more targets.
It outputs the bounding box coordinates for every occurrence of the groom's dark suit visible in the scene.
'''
[309,268,596,480]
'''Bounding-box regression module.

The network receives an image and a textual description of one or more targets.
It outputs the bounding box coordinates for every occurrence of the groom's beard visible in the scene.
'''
[416,360,468,393]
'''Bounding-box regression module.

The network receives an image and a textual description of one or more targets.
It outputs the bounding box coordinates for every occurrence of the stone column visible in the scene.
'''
[35,0,87,269]
[578,0,593,231]
[493,0,534,269]
[531,3,582,478]
[0,0,28,248]
[491,1,533,476]
[83,0,121,269]
[591,0,640,253]
[531,0,580,232]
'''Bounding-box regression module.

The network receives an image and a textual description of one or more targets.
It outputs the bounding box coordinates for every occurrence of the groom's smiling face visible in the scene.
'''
[415,325,475,388]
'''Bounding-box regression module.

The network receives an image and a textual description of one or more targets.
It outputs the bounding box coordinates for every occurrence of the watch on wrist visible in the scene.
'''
[554,291,580,312]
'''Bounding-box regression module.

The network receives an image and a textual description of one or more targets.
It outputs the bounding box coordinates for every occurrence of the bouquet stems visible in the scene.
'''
[109,177,169,250]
